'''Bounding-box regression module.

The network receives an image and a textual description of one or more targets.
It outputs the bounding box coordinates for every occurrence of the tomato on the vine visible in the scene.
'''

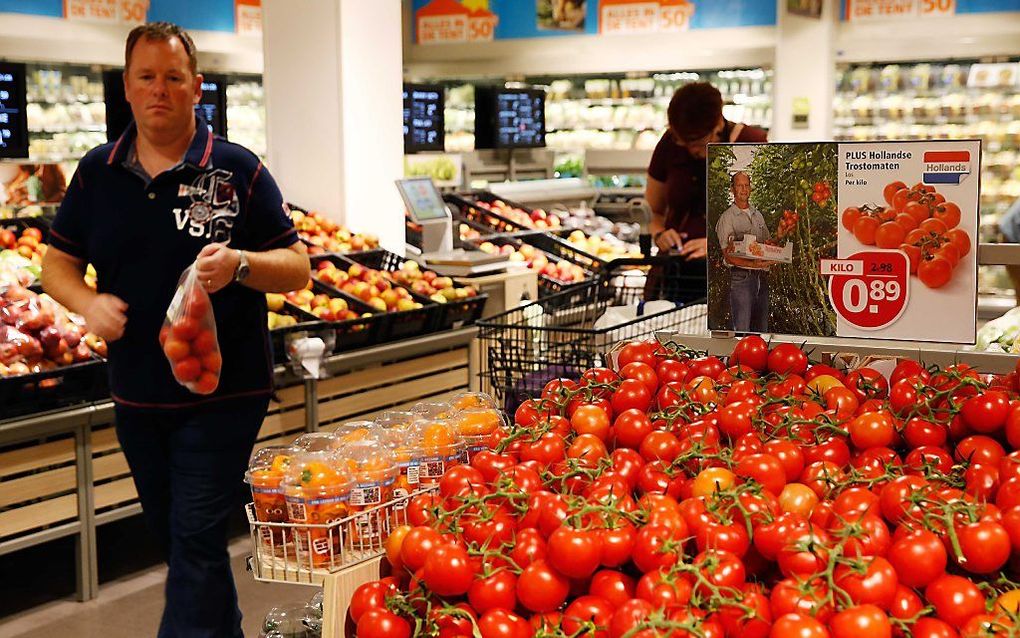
[924,575,987,629]
[770,613,829,638]
[731,335,769,371]
[952,520,1010,574]
[547,526,602,579]
[612,378,652,414]
[468,570,518,614]
[620,362,659,395]
[561,596,615,637]
[478,608,531,638]
[768,344,809,376]
[829,605,892,638]
[516,559,569,613]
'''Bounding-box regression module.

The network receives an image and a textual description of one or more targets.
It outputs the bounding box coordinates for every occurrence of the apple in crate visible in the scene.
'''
[266,293,286,313]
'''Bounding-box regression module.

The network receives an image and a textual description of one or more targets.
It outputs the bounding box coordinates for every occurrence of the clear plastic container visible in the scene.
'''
[260,605,315,638]
[336,440,399,548]
[291,432,339,453]
[411,400,455,419]
[449,391,498,411]
[282,451,352,568]
[374,410,417,431]
[246,446,294,552]
[412,418,465,486]
[332,420,381,446]
[452,407,507,463]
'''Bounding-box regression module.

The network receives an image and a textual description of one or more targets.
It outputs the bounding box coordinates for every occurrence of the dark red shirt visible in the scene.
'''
[647,121,768,240]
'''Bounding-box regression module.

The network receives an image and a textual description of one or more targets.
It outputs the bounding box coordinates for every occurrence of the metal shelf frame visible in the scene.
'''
[0,327,477,603]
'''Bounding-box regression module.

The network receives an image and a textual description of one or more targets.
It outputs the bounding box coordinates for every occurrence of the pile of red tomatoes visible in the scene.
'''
[350,337,1020,638]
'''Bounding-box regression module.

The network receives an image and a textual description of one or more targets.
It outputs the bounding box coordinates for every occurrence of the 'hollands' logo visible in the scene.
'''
[922,151,971,185]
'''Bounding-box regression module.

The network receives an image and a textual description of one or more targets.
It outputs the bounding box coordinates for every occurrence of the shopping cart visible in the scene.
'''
[476,257,710,413]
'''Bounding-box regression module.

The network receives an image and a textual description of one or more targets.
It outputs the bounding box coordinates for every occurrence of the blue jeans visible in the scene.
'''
[729,268,769,333]
[115,398,269,638]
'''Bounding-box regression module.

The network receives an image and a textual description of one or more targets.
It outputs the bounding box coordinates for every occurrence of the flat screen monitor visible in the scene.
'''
[403,83,445,153]
[0,62,30,159]
[197,74,227,137]
[395,177,450,223]
[474,86,546,150]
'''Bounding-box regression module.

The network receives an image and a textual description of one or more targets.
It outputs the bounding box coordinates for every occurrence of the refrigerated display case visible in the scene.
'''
[18,64,267,168]
[436,68,773,162]
[24,63,107,166]
[833,59,1020,300]
[226,74,267,161]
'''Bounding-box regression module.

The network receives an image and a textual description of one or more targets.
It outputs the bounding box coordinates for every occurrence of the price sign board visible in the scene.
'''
[824,251,909,330]
[706,140,978,343]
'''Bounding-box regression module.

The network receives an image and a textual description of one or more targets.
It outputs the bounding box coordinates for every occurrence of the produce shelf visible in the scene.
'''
[343,249,488,331]
[310,254,441,344]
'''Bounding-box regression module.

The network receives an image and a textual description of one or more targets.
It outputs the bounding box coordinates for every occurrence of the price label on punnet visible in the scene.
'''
[823,252,909,330]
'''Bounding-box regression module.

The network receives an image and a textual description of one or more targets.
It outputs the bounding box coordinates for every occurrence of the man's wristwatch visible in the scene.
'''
[233,249,250,283]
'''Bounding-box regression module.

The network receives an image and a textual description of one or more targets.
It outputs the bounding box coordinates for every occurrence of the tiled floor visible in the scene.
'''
[0,521,316,638]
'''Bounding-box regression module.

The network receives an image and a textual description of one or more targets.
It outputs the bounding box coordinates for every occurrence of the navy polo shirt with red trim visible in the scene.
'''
[50,116,298,410]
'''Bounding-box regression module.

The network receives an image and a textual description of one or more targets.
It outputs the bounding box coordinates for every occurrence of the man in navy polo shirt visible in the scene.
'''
[42,23,310,638]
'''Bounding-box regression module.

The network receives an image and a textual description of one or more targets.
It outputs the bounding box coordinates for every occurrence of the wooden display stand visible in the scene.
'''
[321,556,387,638]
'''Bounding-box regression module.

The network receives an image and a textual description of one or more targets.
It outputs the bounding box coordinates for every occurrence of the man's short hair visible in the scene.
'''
[667,82,724,142]
[731,171,750,188]
[125,22,198,75]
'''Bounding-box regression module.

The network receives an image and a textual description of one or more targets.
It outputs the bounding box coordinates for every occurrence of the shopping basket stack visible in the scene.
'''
[476,257,710,413]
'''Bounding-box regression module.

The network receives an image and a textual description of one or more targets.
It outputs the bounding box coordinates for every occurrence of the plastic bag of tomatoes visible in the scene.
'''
[160,265,221,395]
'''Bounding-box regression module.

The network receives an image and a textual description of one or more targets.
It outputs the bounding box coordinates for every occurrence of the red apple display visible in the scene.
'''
[312,261,426,314]
[0,286,108,377]
[290,210,380,255]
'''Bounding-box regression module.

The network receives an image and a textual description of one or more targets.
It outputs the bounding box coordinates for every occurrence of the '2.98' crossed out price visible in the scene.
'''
[824,251,909,330]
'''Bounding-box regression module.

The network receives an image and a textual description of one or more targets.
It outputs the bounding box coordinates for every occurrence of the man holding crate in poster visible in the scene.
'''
[715,171,774,332]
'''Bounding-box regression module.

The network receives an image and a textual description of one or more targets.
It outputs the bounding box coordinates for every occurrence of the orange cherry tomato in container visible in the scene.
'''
[337,440,399,549]
[282,452,352,568]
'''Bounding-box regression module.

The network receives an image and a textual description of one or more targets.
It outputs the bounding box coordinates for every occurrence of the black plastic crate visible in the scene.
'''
[444,192,537,235]
[0,357,108,421]
[329,252,445,337]
[405,218,482,251]
[268,301,327,364]
[305,281,390,353]
[310,255,439,343]
[516,230,607,273]
[2,216,51,237]
[466,234,594,306]
[344,249,488,331]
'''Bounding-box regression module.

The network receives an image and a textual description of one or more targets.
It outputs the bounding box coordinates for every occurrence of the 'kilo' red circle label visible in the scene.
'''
[827,251,909,330]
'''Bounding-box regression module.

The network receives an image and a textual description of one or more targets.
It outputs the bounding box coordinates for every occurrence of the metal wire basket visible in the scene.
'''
[476,257,710,413]
[246,486,437,586]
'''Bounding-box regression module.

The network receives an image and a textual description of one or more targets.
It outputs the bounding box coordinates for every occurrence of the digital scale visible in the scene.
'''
[395,177,510,276]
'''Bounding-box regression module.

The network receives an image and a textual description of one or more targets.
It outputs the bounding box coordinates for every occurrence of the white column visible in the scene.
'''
[771,0,838,141]
[261,0,405,252]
